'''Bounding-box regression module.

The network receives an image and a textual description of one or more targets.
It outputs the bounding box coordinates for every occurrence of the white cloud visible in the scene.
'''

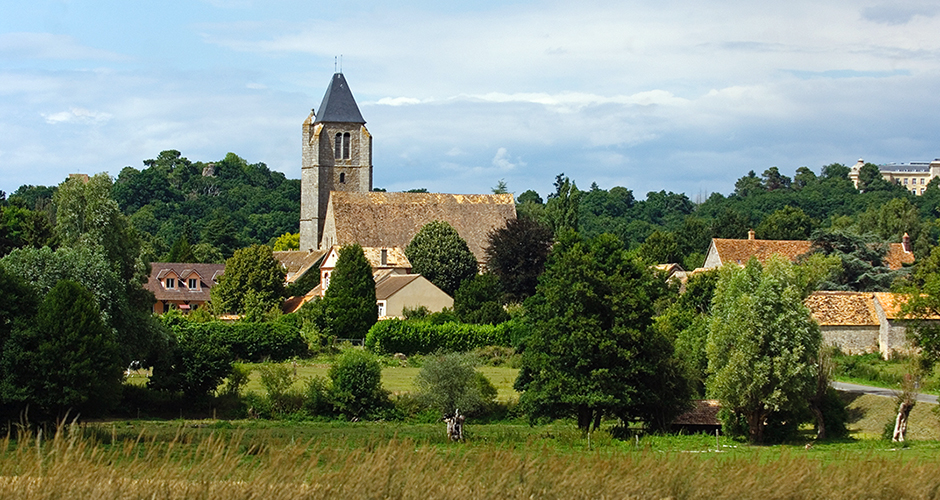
[492,148,525,170]
[0,33,127,61]
[42,107,112,125]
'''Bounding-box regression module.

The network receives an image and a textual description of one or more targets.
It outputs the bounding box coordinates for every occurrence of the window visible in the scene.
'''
[165,278,175,289]
[921,178,926,185]
[339,172,346,184]
[162,302,170,313]
[904,178,908,185]
[381,249,388,266]
[188,278,197,289]
[323,271,331,291]
[377,301,386,317]
[334,132,351,160]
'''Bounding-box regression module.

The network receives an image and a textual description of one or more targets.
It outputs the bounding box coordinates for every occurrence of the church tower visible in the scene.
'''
[300,73,373,251]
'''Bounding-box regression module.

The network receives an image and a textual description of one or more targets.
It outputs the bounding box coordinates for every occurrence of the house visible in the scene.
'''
[273,249,328,285]
[144,262,224,314]
[282,246,452,317]
[299,72,516,263]
[848,158,940,196]
[375,273,453,318]
[803,290,936,359]
[318,246,411,296]
[703,231,914,270]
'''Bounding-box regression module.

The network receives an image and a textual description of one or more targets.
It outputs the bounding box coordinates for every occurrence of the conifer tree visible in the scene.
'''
[325,244,377,338]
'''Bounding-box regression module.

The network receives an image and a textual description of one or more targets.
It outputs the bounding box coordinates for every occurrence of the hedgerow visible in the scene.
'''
[365,319,523,355]
[169,321,307,362]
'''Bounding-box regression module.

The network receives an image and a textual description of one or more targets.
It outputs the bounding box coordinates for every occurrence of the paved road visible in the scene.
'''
[831,381,938,404]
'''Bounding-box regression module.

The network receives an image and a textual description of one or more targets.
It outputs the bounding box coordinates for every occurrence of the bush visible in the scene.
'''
[303,376,333,417]
[365,319,518,355]
[414,352,497,417]
[257,363,303,415]
[328,350,391,419]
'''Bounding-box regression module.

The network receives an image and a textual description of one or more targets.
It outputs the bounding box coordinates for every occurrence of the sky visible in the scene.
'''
[2,0,940,200]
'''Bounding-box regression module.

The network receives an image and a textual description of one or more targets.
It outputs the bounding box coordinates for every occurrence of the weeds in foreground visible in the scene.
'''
[1,421,940,499]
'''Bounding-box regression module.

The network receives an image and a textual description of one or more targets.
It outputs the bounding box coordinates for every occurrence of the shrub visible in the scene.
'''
[365,319,517,355]
[164,321,307,363]
[303,376,333,417]
[256,363,302,415]
[328,350,391,419]
[414,352,497,417]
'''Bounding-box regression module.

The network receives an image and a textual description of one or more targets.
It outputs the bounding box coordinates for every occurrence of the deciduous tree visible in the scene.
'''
[515,231,691,433]
[211,244,286,314]
[706,256,822,444]
[406,220,477,296]
[484,217,553,302]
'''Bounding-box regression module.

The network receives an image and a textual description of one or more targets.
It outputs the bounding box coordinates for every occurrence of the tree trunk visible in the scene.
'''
[892,402,913,442]
[746,410,765,444]
[592,409,603,432]
[810,405,826,441]
[577,406,592,434]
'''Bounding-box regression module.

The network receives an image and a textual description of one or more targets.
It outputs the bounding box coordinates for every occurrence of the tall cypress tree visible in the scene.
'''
[325,244,377,338]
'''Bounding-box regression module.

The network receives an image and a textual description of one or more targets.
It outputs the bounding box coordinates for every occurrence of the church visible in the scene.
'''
[298,72,516,264]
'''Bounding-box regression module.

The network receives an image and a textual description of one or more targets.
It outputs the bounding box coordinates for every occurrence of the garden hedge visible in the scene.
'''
[365,319,523,355]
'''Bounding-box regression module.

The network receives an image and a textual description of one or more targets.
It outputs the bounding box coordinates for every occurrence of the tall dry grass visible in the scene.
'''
[0,423,939,499]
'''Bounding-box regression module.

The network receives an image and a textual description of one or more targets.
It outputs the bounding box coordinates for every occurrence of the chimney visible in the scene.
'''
[902,233,912,253]
[748,229,756,240]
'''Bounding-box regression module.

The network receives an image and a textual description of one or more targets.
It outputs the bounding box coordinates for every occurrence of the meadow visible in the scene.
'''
[78,357,940,498]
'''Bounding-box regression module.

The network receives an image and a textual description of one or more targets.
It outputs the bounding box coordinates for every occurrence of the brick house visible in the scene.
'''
[145,262,225,314]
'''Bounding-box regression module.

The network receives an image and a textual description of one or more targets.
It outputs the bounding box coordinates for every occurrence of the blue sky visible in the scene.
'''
[2,0,940,200]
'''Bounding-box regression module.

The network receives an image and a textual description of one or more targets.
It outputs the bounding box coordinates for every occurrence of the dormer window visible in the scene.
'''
[165,278,175,289]
[334,132,352,160]
[188,278,197,289]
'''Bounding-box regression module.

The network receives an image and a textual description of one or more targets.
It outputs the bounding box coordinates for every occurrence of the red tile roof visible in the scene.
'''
[805,291,879,326]
[712,238,813,266]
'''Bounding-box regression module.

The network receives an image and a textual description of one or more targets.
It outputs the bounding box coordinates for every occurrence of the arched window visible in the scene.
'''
[339,173,346,184]
[334,132,352,160]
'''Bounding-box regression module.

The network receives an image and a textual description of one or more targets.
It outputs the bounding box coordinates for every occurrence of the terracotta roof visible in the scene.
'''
[324,191,516,263]
[671,400,721,426]
[145,262,225,302]
[274,249,328,283]
[871,292,940,320]
[884,243,916,270]
[283,287,321,314]
[712,238,813,266]
[374,274,422,301]
[805,291,879,326]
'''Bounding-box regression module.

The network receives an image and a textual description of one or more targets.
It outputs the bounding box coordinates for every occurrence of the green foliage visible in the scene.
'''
[0,245,165,364]
[637,230,680,264]
[273,232,300,251]
[324,244,377,338]
[484,217,553,302]
[1,280,123,418]
[165,235,195,263]
[706,257,822,443]
[755,206,816,240]
[414,352,497,416]
[809,228,905,291]
[454,273,509,325]
[149,323,233,400]
[405,220,478,296]
[114,150,300,259]
[256,363,303,415]
[0,266,38,346]
[516,231,692,433]
[545,174,581,235]
[365,319,519,355]
[212,244,286,314]
[328,350,391,419]
[165,320,307,363]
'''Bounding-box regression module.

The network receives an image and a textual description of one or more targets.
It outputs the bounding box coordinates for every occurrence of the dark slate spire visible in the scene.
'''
[314,73,366,124]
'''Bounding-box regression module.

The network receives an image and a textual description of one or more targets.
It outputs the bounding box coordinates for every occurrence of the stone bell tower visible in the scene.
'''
[300,72,373,251]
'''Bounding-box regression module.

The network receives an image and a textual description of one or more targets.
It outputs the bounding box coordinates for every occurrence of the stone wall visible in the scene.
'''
[821,325,880,355]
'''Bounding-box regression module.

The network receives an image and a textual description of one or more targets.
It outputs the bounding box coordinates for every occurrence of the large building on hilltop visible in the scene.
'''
[299,73,515,263]
[849,158,940,195]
